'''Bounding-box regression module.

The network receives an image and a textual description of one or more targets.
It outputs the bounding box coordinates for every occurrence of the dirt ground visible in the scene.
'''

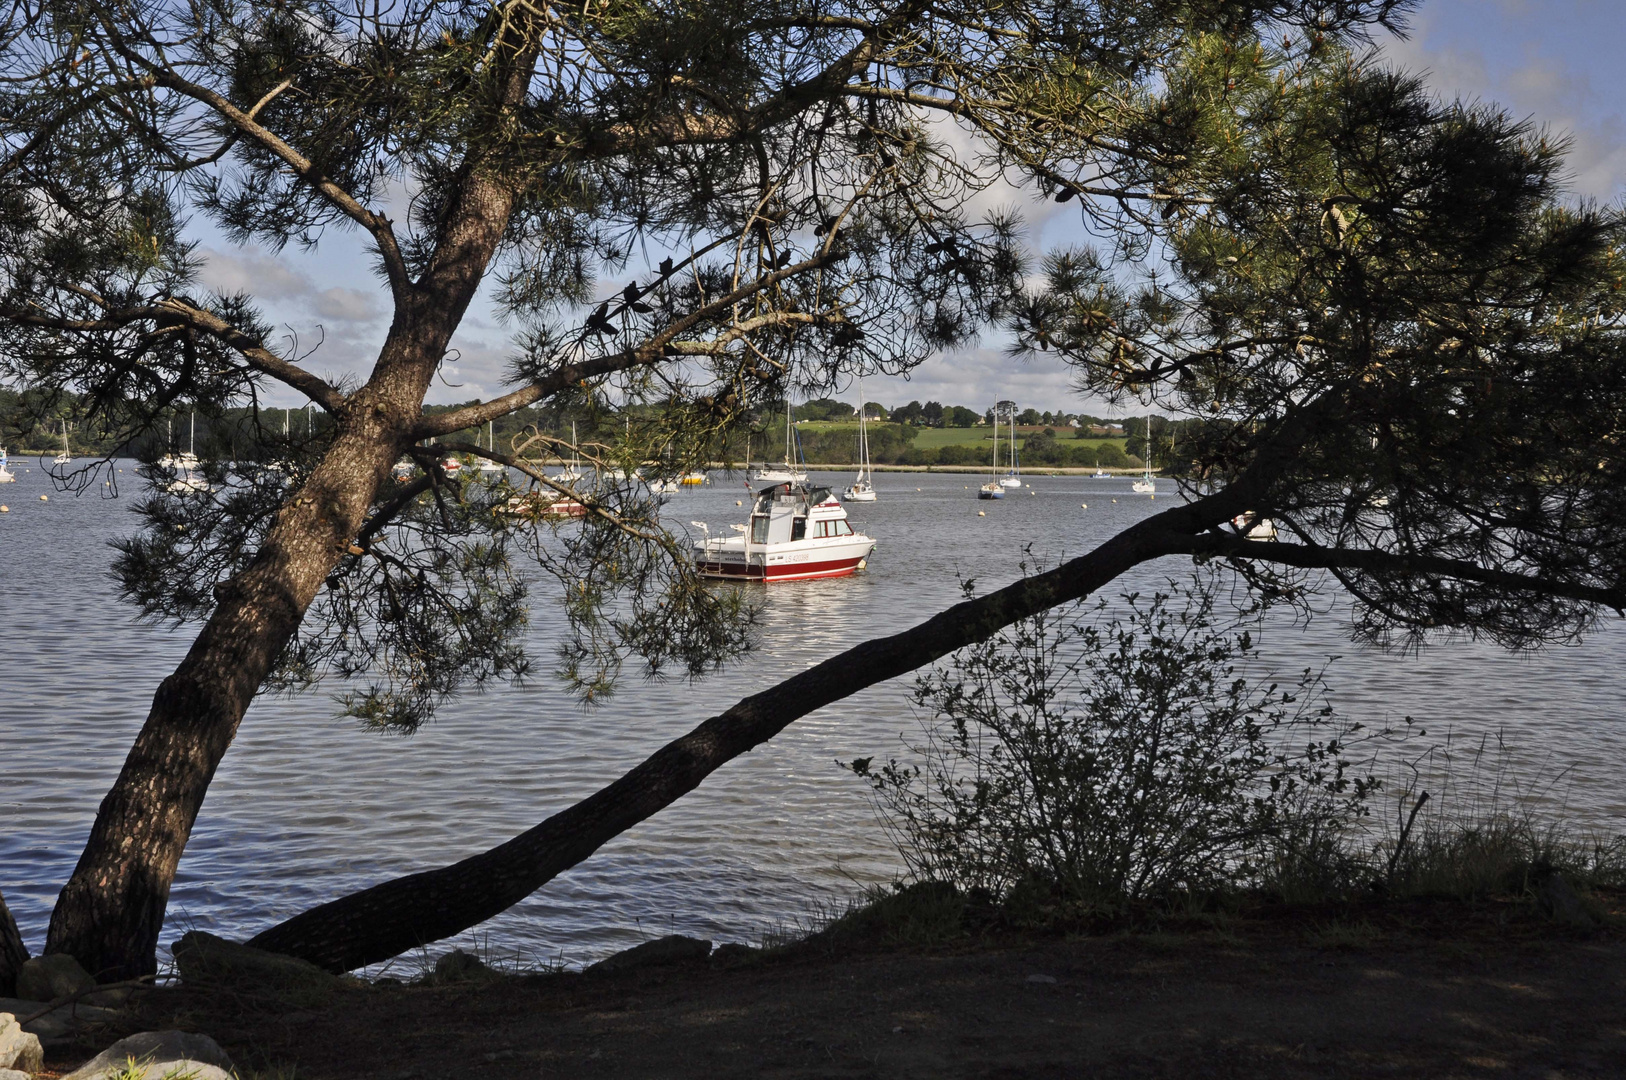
[44,897,1626,1079]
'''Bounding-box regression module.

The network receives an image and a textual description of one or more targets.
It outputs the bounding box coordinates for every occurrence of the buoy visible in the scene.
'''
[39,494,48,501]
[736,500,742,506]
[0,506,8,512]
[1112,498,1117,503]
[977,510,986,516]
[1081,503,1087,509]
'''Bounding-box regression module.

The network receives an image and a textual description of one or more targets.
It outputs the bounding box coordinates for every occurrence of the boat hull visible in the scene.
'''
[694,536,875,582]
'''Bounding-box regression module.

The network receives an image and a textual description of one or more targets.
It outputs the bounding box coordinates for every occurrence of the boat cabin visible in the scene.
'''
[749,484,859,544]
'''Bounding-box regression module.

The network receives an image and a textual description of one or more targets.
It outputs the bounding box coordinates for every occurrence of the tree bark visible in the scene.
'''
[0,887,27,997]
[249,498,1234,971]
[42,307,469,980]
[43,423,402,979]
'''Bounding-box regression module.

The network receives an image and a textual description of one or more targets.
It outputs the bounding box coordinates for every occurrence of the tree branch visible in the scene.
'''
[83,9,411,299]
[8,298,346,412]
[1174,533,1626,613]
[412,250,841,438]
[248,494,1225,971]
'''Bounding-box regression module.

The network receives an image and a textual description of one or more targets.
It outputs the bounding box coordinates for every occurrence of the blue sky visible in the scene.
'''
[209,2,1626,418]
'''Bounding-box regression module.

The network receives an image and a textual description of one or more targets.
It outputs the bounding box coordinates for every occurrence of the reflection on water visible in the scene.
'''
[2,464,1623,966]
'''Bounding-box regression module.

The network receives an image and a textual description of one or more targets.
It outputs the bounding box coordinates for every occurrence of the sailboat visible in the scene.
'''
[166,411,210,492]
[843,381,877,502]
[158,415,181,469]
[0,445,15,483]
[477,420,505,472]
[978,406,1005,499]
[552,421,583,483]
[750,399,808,484]
[1131,415,1156,494]
[999,403,1022,487]
[53,421,71,465]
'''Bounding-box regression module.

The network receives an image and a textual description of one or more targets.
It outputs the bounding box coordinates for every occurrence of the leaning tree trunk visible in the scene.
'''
[43,420,404,979]
[249,499,1235,971]
[0,887,28,996]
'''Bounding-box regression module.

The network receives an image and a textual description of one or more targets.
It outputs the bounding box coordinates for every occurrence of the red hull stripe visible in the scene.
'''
[697,555,866,582]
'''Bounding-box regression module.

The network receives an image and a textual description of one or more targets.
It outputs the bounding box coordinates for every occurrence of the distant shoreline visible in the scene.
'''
[726,463,1159,476]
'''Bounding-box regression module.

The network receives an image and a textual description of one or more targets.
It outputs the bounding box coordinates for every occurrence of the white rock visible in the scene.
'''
[0,1014,44,1073]
[0,1067,33,1080]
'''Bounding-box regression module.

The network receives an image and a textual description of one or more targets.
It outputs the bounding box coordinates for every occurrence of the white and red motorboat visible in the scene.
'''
[693,482,875,582]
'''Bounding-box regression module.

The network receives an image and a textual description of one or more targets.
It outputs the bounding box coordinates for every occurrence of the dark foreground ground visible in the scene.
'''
[44,894,1626,1079]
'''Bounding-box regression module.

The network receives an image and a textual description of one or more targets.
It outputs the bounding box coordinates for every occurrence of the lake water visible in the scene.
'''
[3,462,1624,969]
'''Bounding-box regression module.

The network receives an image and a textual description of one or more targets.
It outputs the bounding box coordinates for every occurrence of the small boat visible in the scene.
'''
[680,471,707,486]
[978,406,1006,499]
[843,378,877,502]
[392,458,415,482]
[999,403,1022,487]
[646,476,680,494]
[750,399,808,484]
[499,488,588,519]
[1231,512,1277,540]
[552,422,584,483]
[694,481,875,582]
[165,412,210,493]
[53,421,71,466]
[477,421,505,473]
[441,456,463,475]
[0,446,14,483]
[1131,415,1156,494]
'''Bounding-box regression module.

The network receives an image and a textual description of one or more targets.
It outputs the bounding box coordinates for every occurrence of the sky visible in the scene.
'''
[198,1,1626,419]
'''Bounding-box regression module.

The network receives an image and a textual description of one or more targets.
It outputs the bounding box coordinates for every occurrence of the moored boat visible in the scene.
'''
[978,405,1006,499]
[0,446,14,483]
[499,488,588,519]
[694,482,875,582]
[843,379,877,502]
[1131,415,1156,493]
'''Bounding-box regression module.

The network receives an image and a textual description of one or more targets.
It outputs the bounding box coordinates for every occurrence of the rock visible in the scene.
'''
[171,932,336,1004]
[69,1059,231,1080]
[586,935,712,975]
[432,949,493,983]
[709,943,757,967]
[0,998,120,1046]
[1025,973,1058,984]
[16,954,95,1004]
[0,1068,32,1080]
[0,1014,45,1073]
[62,1031,232,1080]
[1538,872,1597,929]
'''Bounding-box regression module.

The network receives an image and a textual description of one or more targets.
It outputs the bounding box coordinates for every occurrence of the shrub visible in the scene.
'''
[847,581,1381,909]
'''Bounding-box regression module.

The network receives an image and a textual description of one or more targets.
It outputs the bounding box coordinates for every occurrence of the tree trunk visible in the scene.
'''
[249,500,1230,971]
[43,432,397,979]
[0,887,27,997]
[40,351,462,978]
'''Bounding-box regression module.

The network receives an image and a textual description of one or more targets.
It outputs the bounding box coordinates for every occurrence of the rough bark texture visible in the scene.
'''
[44,286,502,980]
[0,887,27,996]
[249,496,1238,971]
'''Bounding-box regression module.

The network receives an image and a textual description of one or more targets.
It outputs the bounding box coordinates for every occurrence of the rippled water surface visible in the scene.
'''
[3,462,1624,967]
